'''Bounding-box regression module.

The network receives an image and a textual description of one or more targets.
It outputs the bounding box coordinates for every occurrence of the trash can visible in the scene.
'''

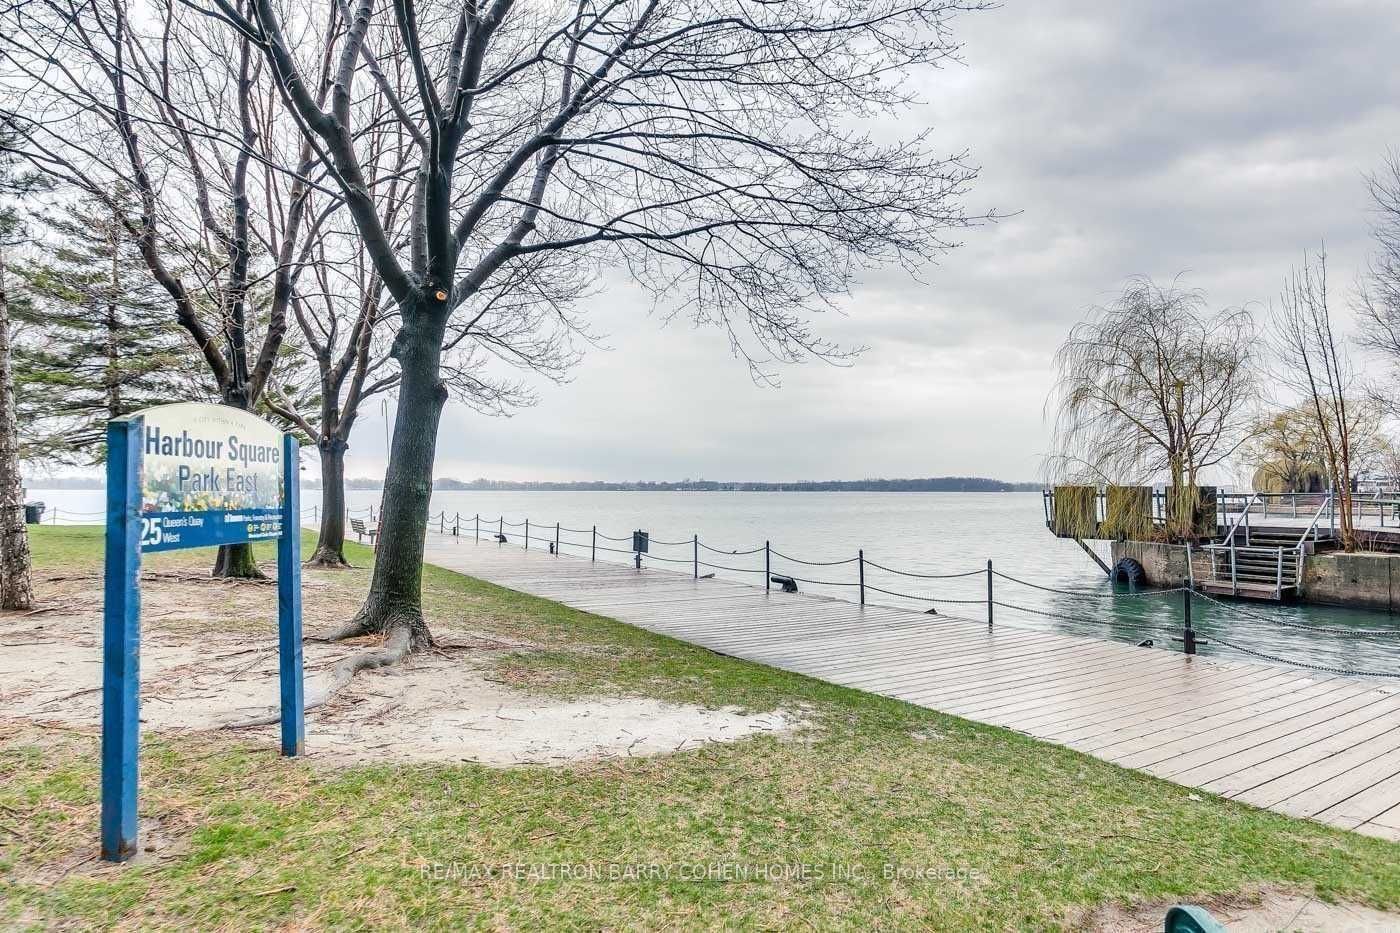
[23,502,45,524]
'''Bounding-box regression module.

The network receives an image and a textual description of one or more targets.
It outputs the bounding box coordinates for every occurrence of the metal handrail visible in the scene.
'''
[1220,491,1260,548]
[1295,492,1333,550]
[1198,542,1298,597]
[1199,543,1293,555]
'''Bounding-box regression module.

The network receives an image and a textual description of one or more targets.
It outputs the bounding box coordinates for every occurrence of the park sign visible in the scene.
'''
[138,402,284,551]
[101,402,304,863]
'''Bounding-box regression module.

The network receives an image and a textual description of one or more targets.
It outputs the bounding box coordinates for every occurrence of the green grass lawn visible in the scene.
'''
[4,525,1400,930]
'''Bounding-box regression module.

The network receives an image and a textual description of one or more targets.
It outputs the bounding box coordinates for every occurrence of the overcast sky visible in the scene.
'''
[343,0,1400,484]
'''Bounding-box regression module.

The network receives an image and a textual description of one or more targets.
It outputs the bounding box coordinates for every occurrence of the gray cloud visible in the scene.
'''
[343,0,1400,483]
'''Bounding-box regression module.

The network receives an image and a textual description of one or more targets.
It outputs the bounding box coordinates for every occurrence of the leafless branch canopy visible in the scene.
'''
[0,0,326,408]
[187,0,989,377]
[1273,250,1377,550]
[1358,150,1400,421]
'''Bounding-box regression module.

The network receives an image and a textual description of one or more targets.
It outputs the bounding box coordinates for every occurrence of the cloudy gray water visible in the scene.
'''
[30,488,1400,679]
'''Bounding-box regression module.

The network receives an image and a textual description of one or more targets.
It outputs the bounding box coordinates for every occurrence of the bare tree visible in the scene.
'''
[262,257,398,567]
[0,213,32,610]
[259,136,583,566]
[182,0,988,665]
[1048,278,1258,540]
[1358,150,1400,437]
[1359,150,1400,363]
[0,0,333,577]
[1273,251,1369,551]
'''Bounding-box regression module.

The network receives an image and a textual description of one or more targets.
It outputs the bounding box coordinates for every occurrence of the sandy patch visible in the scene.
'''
[293,649,794,766]
[1078,888,1400,931]
[2,575,796,767]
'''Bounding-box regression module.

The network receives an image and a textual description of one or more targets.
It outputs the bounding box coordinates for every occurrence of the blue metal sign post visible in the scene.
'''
[100,406,304,862]
[277,433,305,757]
[100,419,142,862]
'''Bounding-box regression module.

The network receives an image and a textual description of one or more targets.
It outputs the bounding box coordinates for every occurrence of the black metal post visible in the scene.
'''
[453,512,459,536]
[440,513,445,534]
[986,559,994,630]
[1182,588,1197,655]
[693,534,699,579]
[475,514,480,541]
[525,518,529,550]
[858,549,865,606]
[499,516,503,538]
[591,526,597,562]
[555,522,560,556]
[765,540,771,592]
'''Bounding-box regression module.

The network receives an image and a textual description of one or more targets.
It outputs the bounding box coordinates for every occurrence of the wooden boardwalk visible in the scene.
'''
[423,536,1400,841]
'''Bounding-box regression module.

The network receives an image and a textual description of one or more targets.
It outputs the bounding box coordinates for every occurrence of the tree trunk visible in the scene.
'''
[105,212,121,419]
[308,436,350,567]
[340,306,445,649]
[210,389,266,577]
[0,251,33,610]
[1337,472,1357,552]
[1167,459,1188,542]
[212,542,264,578]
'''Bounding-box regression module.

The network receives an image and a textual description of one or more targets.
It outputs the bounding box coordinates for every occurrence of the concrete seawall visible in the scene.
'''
[1300,552,1400,611]
[1109,541,1192,587]
[1110,540,1400,611]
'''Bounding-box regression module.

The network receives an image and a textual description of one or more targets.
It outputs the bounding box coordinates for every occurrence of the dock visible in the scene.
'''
[423,534,1400,841]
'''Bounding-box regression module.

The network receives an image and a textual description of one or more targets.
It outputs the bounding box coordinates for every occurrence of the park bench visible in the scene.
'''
[350,517,378,546]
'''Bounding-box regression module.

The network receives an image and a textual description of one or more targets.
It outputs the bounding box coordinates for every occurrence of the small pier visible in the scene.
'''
[423,534,1400,841]
[1041,486,1394,602]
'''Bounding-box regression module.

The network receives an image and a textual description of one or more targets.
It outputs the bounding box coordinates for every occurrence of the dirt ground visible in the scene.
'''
[0,567,794,767]
[1079,886,1400,931]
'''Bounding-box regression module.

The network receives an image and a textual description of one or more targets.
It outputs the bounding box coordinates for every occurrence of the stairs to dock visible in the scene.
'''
[1193,528,1336,602]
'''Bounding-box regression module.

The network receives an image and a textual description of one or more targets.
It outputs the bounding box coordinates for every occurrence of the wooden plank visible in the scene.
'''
[1170,693,1400,788]
[1228,731,1400,811]
[1284,759,1400,828]
[885,642,1182,708]
[1036,667,1303,742]
[929,653,1212,719]
[1103,681,1378,769]
[1047,670,1336,746]
[1276,747,1400,820]
[812,638,1134,696]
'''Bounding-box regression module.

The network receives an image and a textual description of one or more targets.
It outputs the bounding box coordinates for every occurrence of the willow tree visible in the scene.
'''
[1243,406,1325,494]
[1049,278,1258,540]
[195,0,987,666]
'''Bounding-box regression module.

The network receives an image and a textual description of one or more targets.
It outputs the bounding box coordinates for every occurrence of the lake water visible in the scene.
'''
[29,488,1400,679]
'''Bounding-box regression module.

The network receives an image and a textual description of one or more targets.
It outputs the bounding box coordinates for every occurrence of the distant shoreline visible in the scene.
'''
[28,476,1041,493]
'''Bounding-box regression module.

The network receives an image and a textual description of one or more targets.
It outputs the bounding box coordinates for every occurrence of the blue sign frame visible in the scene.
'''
[100,414,304,862]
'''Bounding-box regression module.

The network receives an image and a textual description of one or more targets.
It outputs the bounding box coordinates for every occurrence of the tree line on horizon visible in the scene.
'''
[338,476,1044,493]
[25,475,1041,493]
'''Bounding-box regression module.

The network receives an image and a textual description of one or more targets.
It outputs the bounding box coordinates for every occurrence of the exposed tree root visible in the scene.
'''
[304,549,353,570]
[218,625,413,729]
[309,615,376,643]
